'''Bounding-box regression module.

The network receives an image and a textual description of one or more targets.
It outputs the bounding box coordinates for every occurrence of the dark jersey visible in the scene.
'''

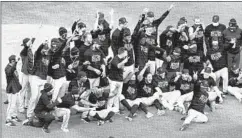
[183,51,206,74]
[189,81,209,113]
[109,56,123,82]
[153,75,170,92]
[159,31,178,56]
[166,55,182,72]
[138,79,156,98]
[223,28,242,54]
[204,24,226,47]
[207,45,227,72]
[84,49,104,78]
[111,28,124,56]
[198,75,216,88]
[79,44,90,65]
[68,79,90,95]
[122,81,138,100]
[191,25,205,52]
[228,70,242,88]
[91,26,112,56]
[124,45,135,66]
[175,77,193,95]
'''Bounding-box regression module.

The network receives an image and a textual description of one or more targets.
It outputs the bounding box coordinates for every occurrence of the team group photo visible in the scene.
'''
[1,1,242,138]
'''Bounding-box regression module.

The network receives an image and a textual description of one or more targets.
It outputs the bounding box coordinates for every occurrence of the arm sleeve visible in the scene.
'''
[5,64,16,77]
[153,11,170,26]
[71,21,77,34]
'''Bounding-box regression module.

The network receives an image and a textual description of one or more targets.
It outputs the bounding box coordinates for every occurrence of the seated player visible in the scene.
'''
[227,64,242,103]
[120,72,154,121]
[79,77,116,126]
[171,69,194,114]
[179,80,210,131]
[33,83,70,133]
[137,62,165,116]
[153,67,181,111]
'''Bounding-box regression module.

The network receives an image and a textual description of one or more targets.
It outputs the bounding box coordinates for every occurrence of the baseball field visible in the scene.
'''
[1,2,242,138]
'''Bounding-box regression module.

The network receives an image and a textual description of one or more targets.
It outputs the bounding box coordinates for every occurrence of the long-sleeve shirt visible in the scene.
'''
[34,92,58,113]
[122,81,138,100]
[20,46,29,75]
[223,28,242,54]
[5,63,22,94]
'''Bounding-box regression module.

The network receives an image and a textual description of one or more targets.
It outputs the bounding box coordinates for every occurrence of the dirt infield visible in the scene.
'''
[1,2,242,138]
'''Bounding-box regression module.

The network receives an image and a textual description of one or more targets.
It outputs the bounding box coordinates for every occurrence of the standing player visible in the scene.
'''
[204,15,226,50]
[223,18,242,69]
[5,55,22,126]
[189,17,205,54]
[207,37,229,94]
[84,39,106,88]
[107,47,128,113]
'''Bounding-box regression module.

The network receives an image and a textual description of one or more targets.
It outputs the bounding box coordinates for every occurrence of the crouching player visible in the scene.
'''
[137,62,165,115]
[33,83,70,133]
[120,73,154,121]
[153,67,181,111]
[179,80,210,131]
[227,64,242,103]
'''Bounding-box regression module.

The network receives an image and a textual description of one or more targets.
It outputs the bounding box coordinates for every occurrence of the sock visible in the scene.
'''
[129,104,139,117]
[104,111,115,121]
[153,99,164,110]
[93,113,103,121]
[139,103,148,114]
[121,99,132,111]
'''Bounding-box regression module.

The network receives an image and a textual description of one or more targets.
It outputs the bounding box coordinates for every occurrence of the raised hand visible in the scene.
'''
[193,71,198,80]
[168,3,175,11]
[109,8,114,15]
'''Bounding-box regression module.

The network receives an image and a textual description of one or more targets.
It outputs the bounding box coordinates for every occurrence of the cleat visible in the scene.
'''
[179,123,189,131]
[125,116,133,121]
[145,112,154,118]
[4,100,9,104]
[42,128,50,133]
[97,120,105,126]
[61,127,69,133]
[11,116,22,122]
[5,120,16,126]
[181,116,186,120]
[157,109,165,116]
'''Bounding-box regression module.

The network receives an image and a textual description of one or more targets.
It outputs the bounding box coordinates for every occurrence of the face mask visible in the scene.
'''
[212,22,219,27]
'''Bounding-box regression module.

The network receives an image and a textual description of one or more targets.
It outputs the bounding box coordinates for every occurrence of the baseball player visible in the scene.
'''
[207,36,229,94]
[179,80,210,131]
[84,39,106,88]
[137,62,165,116]
[153,67,181,111]
[22,38,51,126]
[223,18,242,69]
[120,73,154,121]
[5,55,22,126]
[188,16,206,54]
[171,69,194,114]
[227,64,242,103]
[71,21,86,48]
[33,83,70,133]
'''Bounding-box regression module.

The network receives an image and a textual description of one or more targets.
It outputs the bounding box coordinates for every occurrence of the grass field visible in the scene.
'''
[1,2,242,138]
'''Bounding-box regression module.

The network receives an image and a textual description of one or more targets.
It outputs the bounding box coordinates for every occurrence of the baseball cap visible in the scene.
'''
[182,69,189,74]
[157,67,167,74]
[8,55,16,62]
[77,22,86,29]
[123,27,131,37]
[21,38,30,46]
[229,18,237,27]
[43,83,53,93]
[59,27,67,36]
[166,25,176,33]
[71,47,79,56]
[231,63,239,71]
[77,71,87,78]
[147,11,154,17]
[212,15,219,23]
[119,17,128,24]
[98,12,104,20]
[204,67,212,74]
[177,19,186,27]
[174,47,181,54]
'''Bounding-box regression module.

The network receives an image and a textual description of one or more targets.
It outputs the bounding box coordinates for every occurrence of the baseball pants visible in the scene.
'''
[183,109,208,124]
[107,80,123,113]
[160,90,181,110]
[139,91,162,106]
[35,111,55,129]
[214,67,228,93]
[119,94,142,107]
[123,64,134,80]
[88,77,100,89]
[52,77,66,102]
[27,75,46,118]
[176,92,194,113]
[51,108,70,130]
[227,86,242,101]
[227,52,240,69]
[18,73,31,112]
[6,93,18,121]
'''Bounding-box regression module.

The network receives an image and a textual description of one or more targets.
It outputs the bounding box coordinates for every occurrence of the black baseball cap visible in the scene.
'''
[147,11,154,17]
[157,67,166,74]
[182,69,189,74]
[204,67,212,74]
[212,15,219,23]
[119,17,128,24]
